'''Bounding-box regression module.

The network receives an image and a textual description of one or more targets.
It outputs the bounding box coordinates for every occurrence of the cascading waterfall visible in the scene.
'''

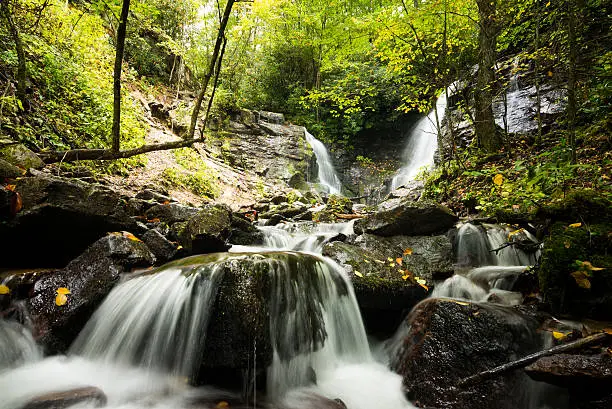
[0,319,41,372]
[391,92,448,190]
[303,128,343,194]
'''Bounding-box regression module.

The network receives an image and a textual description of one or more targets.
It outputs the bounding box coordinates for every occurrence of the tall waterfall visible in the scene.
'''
[391,92,448,190]
[304,128,343,194]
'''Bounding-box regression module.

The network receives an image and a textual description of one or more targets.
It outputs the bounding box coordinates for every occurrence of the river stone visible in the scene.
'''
[145,202,200,224]
[180,204,232,254]
[0,143,44,170]
[0,157,24,178]
[27,234,155,353]
[391,298,540,409]
[353,198,458,236]
[22,386,107,409]
[142,229,179,262]
[0,172,140,267]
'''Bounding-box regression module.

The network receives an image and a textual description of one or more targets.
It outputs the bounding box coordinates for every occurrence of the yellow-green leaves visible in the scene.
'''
[571,261,605,289]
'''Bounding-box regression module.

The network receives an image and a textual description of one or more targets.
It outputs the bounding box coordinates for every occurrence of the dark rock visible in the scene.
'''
[260,203,308,220]
[180,204,232,254]
[353,198,458,237]
[27,234,155,353]
[229,213,263,246]
[271,194,288,205]
[288,172,309,190]
[264,213,289,226]
[391,298,540,409]
[293,211,313,222]
[135,188,173,203]
[145,202,200,224]
[149,101,171,122]
[142,229,179,262]
[23,386,107,409]
[0,173,140,267]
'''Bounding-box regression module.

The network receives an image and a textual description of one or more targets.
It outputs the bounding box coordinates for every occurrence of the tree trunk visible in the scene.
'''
[202,36,227,137]
[187,0,235,140]
[111,0,131,153]
[474,0,502,153]
[1,0,28,112]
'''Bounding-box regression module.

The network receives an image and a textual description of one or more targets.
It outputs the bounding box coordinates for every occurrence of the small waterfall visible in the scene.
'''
[304,128,343,194]
[256,221,354,254]
[391,92,448,190]
[0,319,42,372]
[71,259,226,380]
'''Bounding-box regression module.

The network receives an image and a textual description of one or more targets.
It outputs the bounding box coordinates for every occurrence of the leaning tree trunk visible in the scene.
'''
[474,0,502,153]
[1,0,28,112]
[111,0,132,153]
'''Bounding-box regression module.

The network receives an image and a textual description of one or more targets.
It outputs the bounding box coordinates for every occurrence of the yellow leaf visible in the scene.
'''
[581,261,605,271]
[546,1,550,6]
[354,270,363,278]
[571,271,591,289]
[389,263,395,267]
[547,70,553,77]
[418,283,429,291]
[396,257,403,265]
[402,274,410,280]
[176,245,183,250]
[568,223,582,228]
[56,287,71,295]
[122,231,142,242]
[55,293,68,306]
[387,257,394,262]
[493,174,503,186]
[216,401,230,408]
[363,259,370,263]
[403,248,413,256]
[507,228,524,239]
[0,284,10,295]
[552,331,569,340]
[452,300,470,306]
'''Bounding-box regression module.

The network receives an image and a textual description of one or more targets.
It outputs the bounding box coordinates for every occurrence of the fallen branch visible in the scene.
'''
[458,332,609,388]
[38,138,203,164]
[334,213,365,220]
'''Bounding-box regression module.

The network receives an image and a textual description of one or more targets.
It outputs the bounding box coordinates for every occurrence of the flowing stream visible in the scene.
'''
[303,128,343,194]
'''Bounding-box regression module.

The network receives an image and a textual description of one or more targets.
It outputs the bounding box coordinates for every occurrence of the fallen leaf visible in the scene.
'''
[216,402,230,409]
[552,331,569,340]
[354,270,363,278]
[56,287,71,295]
[387,257,394,262]
[402,274,410,280]
[396,257,403,265]
[403,248,413,256]
[5,184,16,191]
[493,174,503,186]
[418,283,429,291]
[571,271,592,289]
[569,222,582,228]
[122,231,142,242]
[55,293,68,306]
[148,218,161,223]
[0,284,10,295]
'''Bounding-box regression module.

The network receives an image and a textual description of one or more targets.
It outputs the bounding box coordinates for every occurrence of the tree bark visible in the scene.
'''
[202,36,228,136]
[474,0,502,153]
[111,0,131,153]
[458,332,609,388]
[1,0,28,111]
[187,0,235,140]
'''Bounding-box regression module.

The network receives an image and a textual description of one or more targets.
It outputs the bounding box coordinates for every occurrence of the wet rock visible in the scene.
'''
[0,157,24,179]
[260,203,308,220]
[23,386,107,409]
[325,194,353,214]
[145,202,200,224]
[135,188,173,203]
[142,229,179,262]
[526,353,612,409]
[391,298,540,409]
[229,213,264,246]
[0,173,140,267]
[354,198,458,237]
[27,234,155,353]
[0,143,44,170]
[180,204,232,254]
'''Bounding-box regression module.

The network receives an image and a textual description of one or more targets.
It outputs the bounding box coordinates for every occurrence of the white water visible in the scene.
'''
[391,92,448,190]
[304,128,343,194]
[0,319,42,372]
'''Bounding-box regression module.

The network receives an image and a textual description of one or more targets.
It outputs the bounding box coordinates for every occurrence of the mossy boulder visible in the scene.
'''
[354,198,458,237]
[180,204,232,254]
[325,194,352,214]
[0,143,44,171]
[538,221,612,319]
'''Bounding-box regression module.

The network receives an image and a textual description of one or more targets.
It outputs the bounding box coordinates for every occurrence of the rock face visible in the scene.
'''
[27,234,155,353]
[526,354,612,409]
[354,198,458,237]
[0,172,141,267]
[391,298,540,409]
[210,112,314,187]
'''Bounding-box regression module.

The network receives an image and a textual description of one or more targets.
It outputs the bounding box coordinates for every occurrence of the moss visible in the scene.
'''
[536,189,612,223]
[326,194,352,214]
[538,221,612,319]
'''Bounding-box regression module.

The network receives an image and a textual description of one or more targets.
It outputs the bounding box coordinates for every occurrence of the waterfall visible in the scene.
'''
[391,92,448,190]
[0,319,42,372]
[304,128,343,194]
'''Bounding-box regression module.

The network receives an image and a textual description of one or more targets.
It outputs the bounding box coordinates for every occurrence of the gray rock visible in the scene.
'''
[23,386,107,409]
[0,158,24,178]
[0,173,140,267]
[180,204,232,253]
[258,111,285,124]
[354,198,458,236]
[27,234,155,353]
[0,143,44,170]
[145,202,200,224]
[142,229,179,262]
[391,298,541,409]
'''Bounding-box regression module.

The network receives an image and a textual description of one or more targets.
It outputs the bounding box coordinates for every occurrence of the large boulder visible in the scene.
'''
[391,298,541,409]
[27,234,155,353]
[354,198,458,237]
[144,202,200,224]
[0,172,141,267]
[179,204,232,253]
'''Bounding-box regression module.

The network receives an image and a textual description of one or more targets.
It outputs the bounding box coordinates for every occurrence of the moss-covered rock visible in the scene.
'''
[325,194,352,214]
[538,221,612,319]
[536,190,612,224]
[180,204,232,254]
[0,144,44,171]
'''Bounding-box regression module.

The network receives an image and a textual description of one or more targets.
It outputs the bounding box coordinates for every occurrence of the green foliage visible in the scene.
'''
[161,148,219,198]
